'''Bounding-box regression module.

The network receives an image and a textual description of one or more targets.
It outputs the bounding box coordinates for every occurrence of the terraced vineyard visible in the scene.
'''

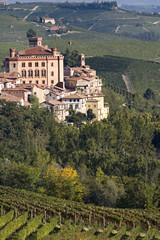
[0,185,160,239]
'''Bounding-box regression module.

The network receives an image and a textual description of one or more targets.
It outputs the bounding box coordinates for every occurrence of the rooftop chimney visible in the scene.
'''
[29,37,42,48]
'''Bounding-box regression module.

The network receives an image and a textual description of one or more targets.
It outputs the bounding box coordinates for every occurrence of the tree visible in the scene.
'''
[144,88,155,100]
[63,49,79,67]
[28,95,39,108]
[87,109,96,121]
[26,28,37,38]
[43,165,83,201]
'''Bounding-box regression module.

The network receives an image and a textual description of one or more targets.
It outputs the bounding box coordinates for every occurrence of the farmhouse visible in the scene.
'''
[42,18,55,25]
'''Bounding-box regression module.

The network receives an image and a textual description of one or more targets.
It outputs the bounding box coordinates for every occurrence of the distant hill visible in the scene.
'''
[2,2,160,42]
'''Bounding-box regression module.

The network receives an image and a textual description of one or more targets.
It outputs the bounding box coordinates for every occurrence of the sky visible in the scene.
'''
[117,0,160,5]
[7,0,160,5]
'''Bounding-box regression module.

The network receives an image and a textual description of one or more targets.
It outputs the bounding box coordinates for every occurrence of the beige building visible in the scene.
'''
[86,93,109,121]
[4,37,64,88]
[41,99,68,122]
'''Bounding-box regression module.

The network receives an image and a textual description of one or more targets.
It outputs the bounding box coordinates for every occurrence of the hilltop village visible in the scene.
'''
[0,37,109,121]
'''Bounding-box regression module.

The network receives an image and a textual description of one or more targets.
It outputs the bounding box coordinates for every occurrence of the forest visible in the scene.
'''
[0,100,160,210]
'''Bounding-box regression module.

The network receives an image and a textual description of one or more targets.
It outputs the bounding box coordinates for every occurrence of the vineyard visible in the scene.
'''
[0,185,160,239]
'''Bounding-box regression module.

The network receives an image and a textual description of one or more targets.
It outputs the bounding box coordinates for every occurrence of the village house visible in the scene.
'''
[41,99,68,122]
[42,18,55,25]
[0,72,22,92]
[86,93,109,121]
[4,37,64,88]
[61,93,87,113]
[0,93,31,107]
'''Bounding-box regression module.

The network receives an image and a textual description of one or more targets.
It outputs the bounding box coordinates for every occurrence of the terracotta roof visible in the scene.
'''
[17,46,53,56]
[44,18,55,20]
[36,84,46,90]
[61,94,86,99]
[2,87,29,92]
[0,93,22,102]
[0,72,19,79]
[43,100,66,106]
[87,99,99,102]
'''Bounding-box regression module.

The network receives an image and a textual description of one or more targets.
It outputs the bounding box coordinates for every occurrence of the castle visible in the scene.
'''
[4,37,64,88]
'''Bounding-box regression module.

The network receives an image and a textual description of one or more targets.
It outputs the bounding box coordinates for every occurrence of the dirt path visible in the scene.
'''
[24,6,39,21]
[122,74,134,94]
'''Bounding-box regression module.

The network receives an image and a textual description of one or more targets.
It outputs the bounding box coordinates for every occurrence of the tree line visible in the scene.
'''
[0,100,160,209]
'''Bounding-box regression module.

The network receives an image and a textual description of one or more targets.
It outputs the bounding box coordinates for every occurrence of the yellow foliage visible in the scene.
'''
[44,165,83,201]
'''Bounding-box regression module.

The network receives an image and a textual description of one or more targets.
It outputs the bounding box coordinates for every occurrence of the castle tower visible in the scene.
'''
[29,37,42,48]
[79,53,85,66]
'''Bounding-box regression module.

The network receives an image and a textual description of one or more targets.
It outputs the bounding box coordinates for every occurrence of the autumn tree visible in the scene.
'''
[43,165,83,201]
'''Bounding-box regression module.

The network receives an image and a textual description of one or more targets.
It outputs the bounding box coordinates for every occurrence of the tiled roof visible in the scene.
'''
[17,46,53,56]
[2,87,28,92]
[0,93,22,102]
[44,18,55,20]
[43,100,66,106]
[61,94,86,99]
[0,72,19,79]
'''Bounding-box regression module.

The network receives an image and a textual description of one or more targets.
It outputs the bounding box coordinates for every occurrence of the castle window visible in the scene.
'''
[23,81,25,84]
[28,70,33,77]
[94,105,96,108]
[51,71,54,76]
[35,62,38,67]
[21,70,26,77]
[13,63,16,68]
[22,62,25,67]
[42,62,45,67]
[41,70,46,77]
[35,70,39,77]
[29,81,32,84]
[28,62,32,67]
[42,80,45,84]
[51,62,54,67]
[51,80,54,84]
[36,81,39,84]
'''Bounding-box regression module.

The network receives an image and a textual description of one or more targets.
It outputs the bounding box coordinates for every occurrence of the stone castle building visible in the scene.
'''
[4,37,64,88]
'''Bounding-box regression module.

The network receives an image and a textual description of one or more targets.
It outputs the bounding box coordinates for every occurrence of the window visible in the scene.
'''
[29,81,32,84]
[21,70,26,77]
[35,62,38,67]
[36,80,39,84]
[75,104,78,109]
[42,80,45,84]
[51,62,54,67]
[94,105,96,108]
[51,71,54,76]
[28,62,32,67]
[35,70,39,77]
[23,81,25,84]
[28,70,33,77]
[42,62,45,67]
[41,70,46,77]
[13,63,16,68]
[51,80,54,84]
[88,105,90,108]
[22,62,25,67]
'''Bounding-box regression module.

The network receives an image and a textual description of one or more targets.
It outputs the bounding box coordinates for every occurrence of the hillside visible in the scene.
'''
[0,185,159,240]
[1,2,160,41]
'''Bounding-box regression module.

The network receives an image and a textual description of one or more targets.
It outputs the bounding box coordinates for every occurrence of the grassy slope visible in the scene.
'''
[86,56,160,95]
[2,2,160,38]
